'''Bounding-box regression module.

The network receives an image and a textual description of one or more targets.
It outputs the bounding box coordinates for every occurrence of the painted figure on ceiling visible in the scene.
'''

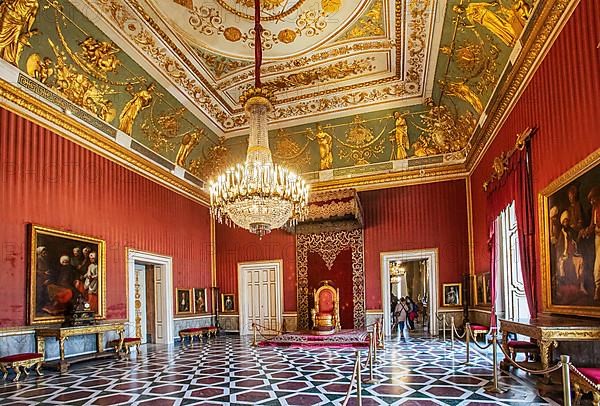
[440,80,484,114]
[176,130,202,167]
[453,2,520,47]
[119,83,155,135]
[308,124,333,170]
[0,0,39,65]
[390,111,410,160]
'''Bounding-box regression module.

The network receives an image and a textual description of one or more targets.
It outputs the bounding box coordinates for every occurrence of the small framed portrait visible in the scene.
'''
[221,293,235,313]
[442,283,462,307]
[193,288,208,314]
[175,288,193,315]
[483,272,492,304]
[475,274,485,305]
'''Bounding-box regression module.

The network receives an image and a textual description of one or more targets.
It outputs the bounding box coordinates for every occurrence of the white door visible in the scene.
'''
[239,261,282,335]
[134,264,148,344]
[500,203,530,321]
[153,265,166,343]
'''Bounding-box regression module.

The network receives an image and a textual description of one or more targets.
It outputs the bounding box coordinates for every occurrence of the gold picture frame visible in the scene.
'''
[539,149,600,317]
[175,288,193,315]
[474,274,486,305]
[442,283,462,307]
[29,225,106,324]
[221,293,236,313]
[193,288,208,314]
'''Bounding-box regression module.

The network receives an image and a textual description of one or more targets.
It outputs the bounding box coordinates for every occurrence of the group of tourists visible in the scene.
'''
[391,295,419,338]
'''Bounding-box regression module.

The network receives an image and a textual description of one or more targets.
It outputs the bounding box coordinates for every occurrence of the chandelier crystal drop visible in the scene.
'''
[209,0,309,238]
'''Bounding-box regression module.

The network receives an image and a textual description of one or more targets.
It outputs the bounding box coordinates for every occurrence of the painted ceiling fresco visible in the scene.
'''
[0,0,541,191]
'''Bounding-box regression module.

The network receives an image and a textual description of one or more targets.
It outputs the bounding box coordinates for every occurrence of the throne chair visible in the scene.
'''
[311,281,340,335]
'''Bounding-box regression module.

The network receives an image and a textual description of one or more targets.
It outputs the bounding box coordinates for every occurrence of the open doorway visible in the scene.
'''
[381,249,439,337]
[127,249,174,345]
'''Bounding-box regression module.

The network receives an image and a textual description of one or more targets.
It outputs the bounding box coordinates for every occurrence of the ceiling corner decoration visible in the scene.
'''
[0,0,574,195]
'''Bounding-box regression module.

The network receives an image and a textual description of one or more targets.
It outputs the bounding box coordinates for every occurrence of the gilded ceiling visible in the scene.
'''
[0,0,567,198]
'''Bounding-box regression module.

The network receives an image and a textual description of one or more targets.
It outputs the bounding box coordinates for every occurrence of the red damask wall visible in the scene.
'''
[361,180,470,310]
[0,107,212,326]
[469,0,600,311]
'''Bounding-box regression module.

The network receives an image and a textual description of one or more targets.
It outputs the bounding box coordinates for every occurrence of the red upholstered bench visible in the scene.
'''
[507,340,539,363]
[470,325,489,341]
[109,337,142,359]
[179,326,217,344]
[0,353,44,382]
[572,367,600,405]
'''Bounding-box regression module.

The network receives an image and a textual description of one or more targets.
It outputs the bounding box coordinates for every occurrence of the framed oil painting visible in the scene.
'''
[540,152,600,317]
[29,225,106,324]
[475,274,485,305]
[176,288,193,315]
[221,293,236,313]
[193,288,208,314]
[442,283,462,307]
[483,272,492,305]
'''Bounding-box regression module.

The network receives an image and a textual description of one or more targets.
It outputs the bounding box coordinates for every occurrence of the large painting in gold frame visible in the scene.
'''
[29,225,106,324]
[540,150,600,317]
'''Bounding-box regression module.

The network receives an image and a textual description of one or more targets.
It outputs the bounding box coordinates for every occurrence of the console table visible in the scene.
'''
[499,316,600,390]
[35,322,125,372]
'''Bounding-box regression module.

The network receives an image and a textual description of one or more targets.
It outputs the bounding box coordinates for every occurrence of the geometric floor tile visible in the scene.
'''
[0,334,558,405]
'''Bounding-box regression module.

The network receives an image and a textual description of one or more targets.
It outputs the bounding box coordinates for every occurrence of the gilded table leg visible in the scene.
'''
[22,365,29,376]
[97,332,105,353]
[500,330,511,370]
[12,367,21,382]
[58,338,68,373]
[116,329,125,359]
[538,340,557,385]
[36,335,45,356]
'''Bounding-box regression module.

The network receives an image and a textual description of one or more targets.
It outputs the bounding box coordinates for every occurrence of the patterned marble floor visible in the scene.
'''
[0,335,556,405]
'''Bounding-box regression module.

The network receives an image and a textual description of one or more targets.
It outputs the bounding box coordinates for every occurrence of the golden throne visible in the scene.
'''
[310,281,340,335]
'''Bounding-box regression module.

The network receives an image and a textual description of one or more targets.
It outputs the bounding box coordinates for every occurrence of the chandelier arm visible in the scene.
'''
[254,0,262,88]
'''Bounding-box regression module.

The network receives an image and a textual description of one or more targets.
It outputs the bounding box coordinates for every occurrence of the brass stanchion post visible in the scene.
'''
[484,330,507,394]
[451,316,455,350]
[442,314,447,342]
[372,323,381,364]
[561,355,572,406]
[377,320,384,350]
[464,322,472,366]
[363,333,380,384]
[356,350,362,405]
[252,323,257,347]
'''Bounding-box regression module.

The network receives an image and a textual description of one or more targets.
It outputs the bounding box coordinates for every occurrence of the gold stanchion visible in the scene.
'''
[561,355,572,406]
[252,323,257,347]
[363,332,380,384]
[484,329,507,394]
[377,320,384,350]
[451,316,455,350]
[442,313,447,342]
[356,350,363,405]
[372,323,381,364]
[464,322,472,366]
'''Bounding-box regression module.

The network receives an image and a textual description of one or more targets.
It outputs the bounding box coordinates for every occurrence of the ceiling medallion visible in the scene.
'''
[209,0,310,238]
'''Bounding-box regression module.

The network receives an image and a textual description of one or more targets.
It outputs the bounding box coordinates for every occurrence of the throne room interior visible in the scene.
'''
[0,0,599,404]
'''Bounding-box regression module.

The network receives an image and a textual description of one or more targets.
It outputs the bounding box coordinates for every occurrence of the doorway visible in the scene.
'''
[127,249,174,345]
[495,202,530,321]
[238,260,283,336]
[381,249,439,337]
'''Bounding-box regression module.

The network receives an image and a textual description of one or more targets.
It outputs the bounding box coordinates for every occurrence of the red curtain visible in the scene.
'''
[486,140,537,323]
[488,221,497,328]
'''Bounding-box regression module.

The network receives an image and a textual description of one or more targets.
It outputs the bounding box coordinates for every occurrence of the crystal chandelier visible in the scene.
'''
[209,0,310,238]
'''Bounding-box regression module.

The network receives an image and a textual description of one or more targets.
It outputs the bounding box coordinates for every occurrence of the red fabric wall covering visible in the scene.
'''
[0,107,212,326]
[215,225,296,312]
[469,0,600,311]
[360,180,470,309]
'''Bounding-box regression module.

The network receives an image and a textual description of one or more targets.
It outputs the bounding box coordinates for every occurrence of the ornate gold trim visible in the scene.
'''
[0,78,209,206]
[539,148,600,318]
